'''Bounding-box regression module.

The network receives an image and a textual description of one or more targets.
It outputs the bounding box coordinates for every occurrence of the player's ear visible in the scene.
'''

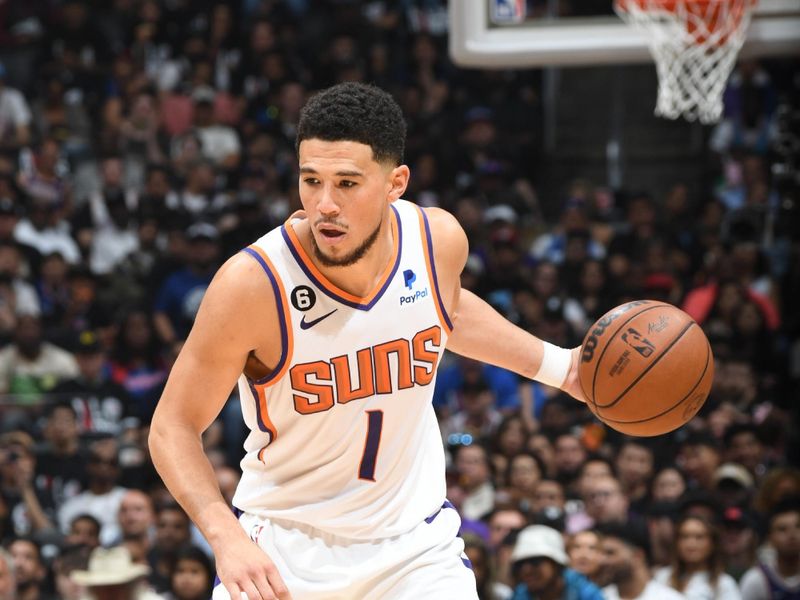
[387,165,410,202]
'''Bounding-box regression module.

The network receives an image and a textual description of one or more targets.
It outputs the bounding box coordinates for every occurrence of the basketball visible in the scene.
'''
[578,300,714,437]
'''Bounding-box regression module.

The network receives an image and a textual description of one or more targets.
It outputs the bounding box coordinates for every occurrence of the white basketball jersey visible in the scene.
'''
[232,199,453,540]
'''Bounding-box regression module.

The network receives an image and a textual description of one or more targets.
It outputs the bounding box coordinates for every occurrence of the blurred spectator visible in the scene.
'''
[596,522,685,600]
[34,402,86,508]
[651,465,688,504]
[655,515,742,599]
[679,432,724,492]
[0,308,75,401]
[434,356,521,416]
[582,476,637,530]
[148,503,191,594]
[115,490,155,565]
[720,506,759,582]
[553,433,587,495]
[153,223,220,349]
[7,537,51,600]
[440,379,503,450]
[0,432,54,538]
[51,543,90,600]
[13,198,80,265]
[0,547,14,600]
[487,507,527,552]
[165,545,214,600]
[502,452,545,516]
[57,438,127,546]
[110,309,168,414]
[64,514,100,550]
[186,86,240,170]
[711,60,777,156]
[455,443,496,521]
[724,424,771,481]
[463,535,513,600]
[614,440,655,516]
[740,498,800,600]
[713,463,756,509]
[567,530,603,586]
[0,62,31,152]
[51,330,133,435]
[754,468,800,516]
[71,545,162,600]
[509,524,603,600]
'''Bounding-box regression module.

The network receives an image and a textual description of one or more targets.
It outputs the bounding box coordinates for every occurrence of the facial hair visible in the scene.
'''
[311,216,383,268]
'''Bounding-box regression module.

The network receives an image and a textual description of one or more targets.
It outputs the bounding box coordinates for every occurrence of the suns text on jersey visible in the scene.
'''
[289,325,442,414]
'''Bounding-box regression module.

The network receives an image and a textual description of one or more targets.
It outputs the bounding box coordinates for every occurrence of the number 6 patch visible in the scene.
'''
[290,285,317,312]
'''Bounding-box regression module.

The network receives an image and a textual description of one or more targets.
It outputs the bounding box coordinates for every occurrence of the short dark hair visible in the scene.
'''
[723,423,762,447]
[767,496,800,530]
[597,521,652,564]
[296,82,406,166]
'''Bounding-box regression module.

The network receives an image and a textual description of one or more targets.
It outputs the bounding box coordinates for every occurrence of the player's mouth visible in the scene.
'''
[317,225,347,244]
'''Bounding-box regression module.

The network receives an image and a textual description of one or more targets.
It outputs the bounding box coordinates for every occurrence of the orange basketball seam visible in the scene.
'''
[597,334,711,424]
[595,319,694,410]
[589,303,668,407]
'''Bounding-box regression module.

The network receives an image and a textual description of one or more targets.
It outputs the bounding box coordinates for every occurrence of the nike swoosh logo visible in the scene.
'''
[299,309,338,330]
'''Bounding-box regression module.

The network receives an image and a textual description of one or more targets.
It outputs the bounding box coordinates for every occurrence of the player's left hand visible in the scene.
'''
[560,347,587,403]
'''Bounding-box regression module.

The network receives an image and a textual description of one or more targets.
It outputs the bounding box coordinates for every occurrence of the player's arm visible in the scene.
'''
[424,207,585,402]
[149,253,291,600]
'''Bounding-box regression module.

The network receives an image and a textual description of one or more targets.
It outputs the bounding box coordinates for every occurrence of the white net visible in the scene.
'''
[615,0,757,123]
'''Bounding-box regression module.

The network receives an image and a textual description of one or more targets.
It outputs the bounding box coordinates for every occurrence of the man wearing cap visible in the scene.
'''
[714,462,755,509]
[510,525,603,600]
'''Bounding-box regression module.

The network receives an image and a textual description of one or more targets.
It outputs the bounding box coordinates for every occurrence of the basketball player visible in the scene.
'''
[149,82,585,600]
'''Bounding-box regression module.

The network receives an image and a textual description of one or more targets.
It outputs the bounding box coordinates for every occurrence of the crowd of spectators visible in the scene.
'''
[0,1,797,599]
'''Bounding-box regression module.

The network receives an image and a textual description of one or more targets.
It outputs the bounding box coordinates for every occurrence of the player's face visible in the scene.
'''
[298,139,408,268]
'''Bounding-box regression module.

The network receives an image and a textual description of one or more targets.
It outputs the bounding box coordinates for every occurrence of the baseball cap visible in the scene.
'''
[713,463,755,489]
[484,204,517,225]
[510,525,569,566]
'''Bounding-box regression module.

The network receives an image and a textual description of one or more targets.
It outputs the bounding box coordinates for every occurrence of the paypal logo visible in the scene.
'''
[403,269,416,290]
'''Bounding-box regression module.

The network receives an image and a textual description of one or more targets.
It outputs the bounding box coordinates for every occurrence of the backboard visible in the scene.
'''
[449,0,800,68]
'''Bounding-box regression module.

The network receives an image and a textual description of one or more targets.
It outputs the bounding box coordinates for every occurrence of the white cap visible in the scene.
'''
[510,525,569,566]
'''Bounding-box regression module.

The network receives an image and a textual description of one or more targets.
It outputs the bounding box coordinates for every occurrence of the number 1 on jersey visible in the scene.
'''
[358,410,383,481]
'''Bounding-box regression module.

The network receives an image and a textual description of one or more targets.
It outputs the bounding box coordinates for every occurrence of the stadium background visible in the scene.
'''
[0,1,797,598]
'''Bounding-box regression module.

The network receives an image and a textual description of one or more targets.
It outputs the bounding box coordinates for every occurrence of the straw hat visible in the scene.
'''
[71,546,150,586]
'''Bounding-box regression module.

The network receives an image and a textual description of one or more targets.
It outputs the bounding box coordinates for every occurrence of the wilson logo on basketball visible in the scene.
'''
[581,300,651,363]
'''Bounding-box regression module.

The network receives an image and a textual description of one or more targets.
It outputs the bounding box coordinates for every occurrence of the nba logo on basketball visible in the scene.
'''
[620,327,655,358]
[491,0,526,24]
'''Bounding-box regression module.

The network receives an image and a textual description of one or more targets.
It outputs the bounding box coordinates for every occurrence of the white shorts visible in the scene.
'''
[212,501,478,600]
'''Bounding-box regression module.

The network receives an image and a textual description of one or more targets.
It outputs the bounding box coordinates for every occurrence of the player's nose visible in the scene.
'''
[317,186,340,215]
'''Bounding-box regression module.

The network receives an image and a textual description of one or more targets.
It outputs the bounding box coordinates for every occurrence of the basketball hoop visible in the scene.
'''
[614,0,758,124]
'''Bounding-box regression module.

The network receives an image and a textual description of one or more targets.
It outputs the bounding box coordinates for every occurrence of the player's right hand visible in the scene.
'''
[214,533,292,600]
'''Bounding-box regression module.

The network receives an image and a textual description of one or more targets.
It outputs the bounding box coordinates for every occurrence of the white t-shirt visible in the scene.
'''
[0,88,32,139]
[655,567,742,600]
[58,486,129,546]
[603,580,686,600]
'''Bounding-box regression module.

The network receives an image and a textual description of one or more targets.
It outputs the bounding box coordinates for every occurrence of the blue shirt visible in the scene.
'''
[511,568,604,600]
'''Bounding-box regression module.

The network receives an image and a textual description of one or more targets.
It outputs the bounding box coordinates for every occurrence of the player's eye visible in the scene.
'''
[303,177,320,185]
[339,180,357,188]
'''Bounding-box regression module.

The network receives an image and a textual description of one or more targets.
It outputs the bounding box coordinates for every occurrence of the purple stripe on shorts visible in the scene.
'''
[424,499,456,524]
[462,556,473,569]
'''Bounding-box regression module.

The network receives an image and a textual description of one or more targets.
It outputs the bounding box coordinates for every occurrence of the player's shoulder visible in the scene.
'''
[418,206,466,245]
[207,249,282,306]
